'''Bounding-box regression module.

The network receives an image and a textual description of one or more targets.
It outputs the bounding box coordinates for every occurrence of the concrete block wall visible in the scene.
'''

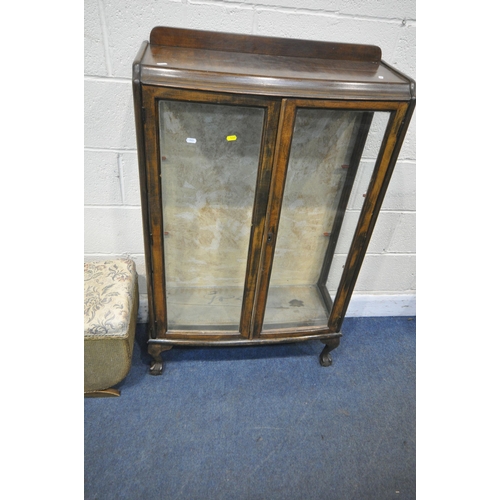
[84,0,416,320]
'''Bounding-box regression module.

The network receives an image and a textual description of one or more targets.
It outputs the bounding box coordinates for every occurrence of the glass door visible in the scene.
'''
[142,87,280,337]
[256,100,400,334]
[159,99,263,332]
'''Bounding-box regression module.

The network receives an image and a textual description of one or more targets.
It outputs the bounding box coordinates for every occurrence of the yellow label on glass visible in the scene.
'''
[226,135,237,142]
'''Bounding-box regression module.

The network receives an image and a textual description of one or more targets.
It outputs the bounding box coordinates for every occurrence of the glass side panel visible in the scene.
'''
[326,112,391,298]
[262,108,390,331]
[159,100,265,332]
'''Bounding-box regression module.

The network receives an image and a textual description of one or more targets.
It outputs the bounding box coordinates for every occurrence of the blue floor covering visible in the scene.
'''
[85,316,416,500]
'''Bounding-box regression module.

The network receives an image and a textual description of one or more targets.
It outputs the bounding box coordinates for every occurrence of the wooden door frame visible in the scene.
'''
[252,98,414,338]
[139,85,281,340]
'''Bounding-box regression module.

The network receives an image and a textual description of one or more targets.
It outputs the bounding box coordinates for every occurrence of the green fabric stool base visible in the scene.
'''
[84,259,138,397]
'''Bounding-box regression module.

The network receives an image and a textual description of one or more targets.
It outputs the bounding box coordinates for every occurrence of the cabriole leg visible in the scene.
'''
[319,337,341,367]
[148,343,172,376]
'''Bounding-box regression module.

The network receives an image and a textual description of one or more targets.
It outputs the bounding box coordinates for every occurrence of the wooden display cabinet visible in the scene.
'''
[132,27,415,374]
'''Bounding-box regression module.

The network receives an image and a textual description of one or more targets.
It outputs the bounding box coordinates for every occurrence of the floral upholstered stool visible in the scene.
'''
[84,259,138,397]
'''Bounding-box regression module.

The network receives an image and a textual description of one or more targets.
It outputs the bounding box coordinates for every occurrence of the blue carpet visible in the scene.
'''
[85,316,416,500]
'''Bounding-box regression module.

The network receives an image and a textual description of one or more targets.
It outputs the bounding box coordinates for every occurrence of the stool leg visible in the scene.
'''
[148,343,172,375]
[84,388,121,397]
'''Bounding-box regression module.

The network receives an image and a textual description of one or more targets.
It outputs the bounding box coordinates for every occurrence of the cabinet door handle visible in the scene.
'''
[267,232,274,244]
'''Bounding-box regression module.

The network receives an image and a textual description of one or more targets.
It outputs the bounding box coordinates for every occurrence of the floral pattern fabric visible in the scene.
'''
[84,259,137,338]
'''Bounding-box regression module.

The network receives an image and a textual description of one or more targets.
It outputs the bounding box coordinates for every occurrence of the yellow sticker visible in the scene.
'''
[226,135,237,142]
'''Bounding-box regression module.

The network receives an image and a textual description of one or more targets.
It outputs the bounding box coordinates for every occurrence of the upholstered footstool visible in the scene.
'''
[84,259,138,397]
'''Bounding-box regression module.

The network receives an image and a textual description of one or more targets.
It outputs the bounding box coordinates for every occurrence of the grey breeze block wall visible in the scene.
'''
[84,0,416,321]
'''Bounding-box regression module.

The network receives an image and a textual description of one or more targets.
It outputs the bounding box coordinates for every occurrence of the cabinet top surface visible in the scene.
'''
[135,27,414,101]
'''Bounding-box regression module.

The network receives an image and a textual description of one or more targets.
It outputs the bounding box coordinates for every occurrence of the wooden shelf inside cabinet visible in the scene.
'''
[133,26,415,375]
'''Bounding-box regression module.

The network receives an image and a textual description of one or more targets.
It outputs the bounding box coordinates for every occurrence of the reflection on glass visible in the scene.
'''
[159,100,264,331]
[262,109,390,331]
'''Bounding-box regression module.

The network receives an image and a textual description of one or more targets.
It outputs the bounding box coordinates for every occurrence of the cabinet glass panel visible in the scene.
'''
[159,100,265,331]
[262,108,390,331]
[326,111,391,299]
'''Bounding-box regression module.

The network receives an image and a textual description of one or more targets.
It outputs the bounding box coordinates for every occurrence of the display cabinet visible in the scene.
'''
[132,26,415,374]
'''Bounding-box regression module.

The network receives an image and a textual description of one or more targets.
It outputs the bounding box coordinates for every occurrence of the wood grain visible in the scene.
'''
[132,32,416,361]
[150,26,382,63]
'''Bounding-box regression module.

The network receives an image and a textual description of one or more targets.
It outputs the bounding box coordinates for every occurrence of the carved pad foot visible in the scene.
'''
[319,337,341,367]
[319,349,333,367]
[150,359,163,376]
[148,344,172,376]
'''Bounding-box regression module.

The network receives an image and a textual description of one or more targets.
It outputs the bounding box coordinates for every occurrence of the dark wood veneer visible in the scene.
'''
[150,26,382,63]
[133,27,416,373]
